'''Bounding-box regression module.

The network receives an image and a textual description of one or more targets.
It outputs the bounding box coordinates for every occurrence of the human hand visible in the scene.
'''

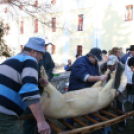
[39,78,49,86]
[37,120,51,134]
[115,91,120,97]
[99,75,107,81]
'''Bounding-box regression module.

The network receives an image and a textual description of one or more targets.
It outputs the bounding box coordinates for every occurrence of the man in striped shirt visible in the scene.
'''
[0,37,50,134]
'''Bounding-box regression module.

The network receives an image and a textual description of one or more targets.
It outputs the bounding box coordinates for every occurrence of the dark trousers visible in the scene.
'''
[116,99,126,127]
[23,107,39,134]
[0,113,21,134]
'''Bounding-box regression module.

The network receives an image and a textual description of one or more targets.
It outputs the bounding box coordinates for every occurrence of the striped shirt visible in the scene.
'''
[0,52,40,116]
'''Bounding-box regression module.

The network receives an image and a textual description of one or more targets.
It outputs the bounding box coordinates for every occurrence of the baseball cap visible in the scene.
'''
[24,37,45,53]
[107,55,119,65]
[89,48,102,61]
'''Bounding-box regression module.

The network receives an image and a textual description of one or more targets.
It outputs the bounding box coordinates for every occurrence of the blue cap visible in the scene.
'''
[24,37,45,53]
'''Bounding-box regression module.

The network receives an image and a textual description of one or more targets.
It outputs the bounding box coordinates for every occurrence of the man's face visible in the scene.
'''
[107,62,117,71]
[130,66,134,72]
[89,56,98,64]
[68,59,71,64]
[32,50,44,62]
[130,50,134,56]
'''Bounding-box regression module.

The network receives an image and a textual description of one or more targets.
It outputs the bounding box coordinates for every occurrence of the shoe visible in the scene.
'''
[118,126,125,132]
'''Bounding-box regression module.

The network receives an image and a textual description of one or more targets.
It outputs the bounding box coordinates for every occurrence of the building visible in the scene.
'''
[0,0,134,64]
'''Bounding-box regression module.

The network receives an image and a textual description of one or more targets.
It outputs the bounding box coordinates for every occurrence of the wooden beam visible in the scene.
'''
[100,110,118,118]
[72,117,87,127]
[83,115,99,123]
[91,113,108,121]
[60,110,134,134]
[19,114,34,120]
[58,119,74,130]
[46,119,63,133]
[108,106,126,115]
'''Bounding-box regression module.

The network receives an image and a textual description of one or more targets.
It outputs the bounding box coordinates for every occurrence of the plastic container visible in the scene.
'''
[64,82,69,93]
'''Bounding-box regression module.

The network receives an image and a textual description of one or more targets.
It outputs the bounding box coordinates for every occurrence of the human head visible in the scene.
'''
[128,57,134,72]
[110,47,120,58]
[23,37,45,62]
[108,50,112,56]
[128,45,134,56]
[107,55,119,71]
[68,59,71,64]
[101,50,107,55]
[88,48,102,64]
[75,54,81,59]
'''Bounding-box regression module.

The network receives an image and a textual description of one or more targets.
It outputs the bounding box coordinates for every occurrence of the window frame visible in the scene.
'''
[125,5,133,21]
[34,19,38,33]
[20,21,24,34]
[51,18,56,32]
[76,45,83,56]
[77,14,84,31]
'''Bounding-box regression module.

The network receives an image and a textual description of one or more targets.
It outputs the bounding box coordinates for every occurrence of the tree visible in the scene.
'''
[0,21,11,57]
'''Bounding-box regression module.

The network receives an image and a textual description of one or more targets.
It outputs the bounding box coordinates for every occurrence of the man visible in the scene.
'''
[121,45,134,114]
[69,48,107,91]
[64,59,72,71]
[121,45,134,64]
[38,45,55,82]
[23,43,55,134]
[67,48,107,129]
[101,50,108,62]
[0,37,50,134]
[100,55,127,131]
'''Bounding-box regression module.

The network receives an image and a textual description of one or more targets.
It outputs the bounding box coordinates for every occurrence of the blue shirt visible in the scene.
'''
[68,55,99,91]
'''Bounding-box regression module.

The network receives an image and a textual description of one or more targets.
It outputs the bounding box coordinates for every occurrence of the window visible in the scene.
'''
[125,5,133,21]
[5,24,9,35]
[51,45,56,54]
[19,5,23,10]
[35,1,38,7]
[20,45,23,52]
[78,14,83,31]
[5,7,8,13]
[20,21,24,34]
[52,18,56,32]
[77,45,82,56]
[51,0,56,5]
[34,19,38,33]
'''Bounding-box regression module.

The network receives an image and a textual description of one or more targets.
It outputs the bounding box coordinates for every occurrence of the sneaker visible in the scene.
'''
[118,126,125,132]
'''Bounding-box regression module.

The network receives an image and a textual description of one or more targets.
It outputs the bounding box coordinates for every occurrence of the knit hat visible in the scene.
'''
[24,37,45,53]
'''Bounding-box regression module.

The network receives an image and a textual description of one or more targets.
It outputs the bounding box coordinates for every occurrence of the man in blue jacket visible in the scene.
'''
[69,48,107,91]
[120,45,134,64]
[67,48,107,132]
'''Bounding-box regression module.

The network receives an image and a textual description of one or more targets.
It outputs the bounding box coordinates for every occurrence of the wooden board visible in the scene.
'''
[19,106,134,134]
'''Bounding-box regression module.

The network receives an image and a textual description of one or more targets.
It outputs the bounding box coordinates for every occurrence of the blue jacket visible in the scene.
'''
[120,52,131,64]
[68,55,99,91]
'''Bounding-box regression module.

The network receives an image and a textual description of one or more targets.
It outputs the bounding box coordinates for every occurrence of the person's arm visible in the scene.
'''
[28,102,50,134]
[117,72,127,93]
[87,75,107,82]
[19,59,51,134]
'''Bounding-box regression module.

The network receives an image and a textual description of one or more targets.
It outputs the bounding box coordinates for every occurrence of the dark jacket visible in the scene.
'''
[68,55,99,91]
[120,51,131,64]
[100,62,126,102]
[38,51,55,81]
